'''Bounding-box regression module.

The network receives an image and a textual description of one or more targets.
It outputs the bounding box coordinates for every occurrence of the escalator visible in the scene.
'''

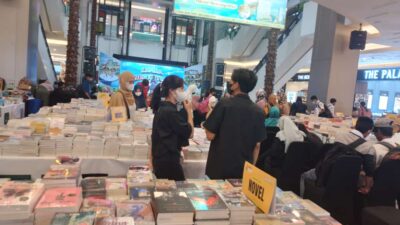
[38,17,57,84]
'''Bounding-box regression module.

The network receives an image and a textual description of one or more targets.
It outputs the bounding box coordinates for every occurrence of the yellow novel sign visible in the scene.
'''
[242,161,276,213]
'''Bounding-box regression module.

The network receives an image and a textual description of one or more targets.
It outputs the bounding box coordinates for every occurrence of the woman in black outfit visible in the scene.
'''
[151,75,194,181]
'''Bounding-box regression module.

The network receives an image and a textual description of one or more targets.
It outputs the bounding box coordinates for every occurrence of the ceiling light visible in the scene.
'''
[132,5,165,13]
[363,24,380,35]
[359,61,400,69]
[224,60,259,67]
[363,43,391,51]
[51,53,66,57]
[47,39,68,45]
[297,68,310,73]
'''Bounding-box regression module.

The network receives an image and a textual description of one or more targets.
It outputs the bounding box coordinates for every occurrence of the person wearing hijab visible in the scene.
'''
[276,116,306,153]
[110,72,135,119]
[265,94,281,127]
[256,89,267,112]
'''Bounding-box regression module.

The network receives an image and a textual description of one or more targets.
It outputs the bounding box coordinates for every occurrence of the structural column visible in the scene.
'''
[307,5,360,116]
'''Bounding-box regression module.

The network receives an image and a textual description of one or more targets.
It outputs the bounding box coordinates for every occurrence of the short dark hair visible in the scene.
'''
[209,88,216,95]
[355,117,374,134]
[374,127,394,137]
[310,95,318,101]
[231,69,257,93]
[296,97,302,103]
[330,98,337,104]
[360,101,366,107]
[142,79,149,86]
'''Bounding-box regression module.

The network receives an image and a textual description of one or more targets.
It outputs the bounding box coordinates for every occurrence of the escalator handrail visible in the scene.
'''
[253,10,304,74]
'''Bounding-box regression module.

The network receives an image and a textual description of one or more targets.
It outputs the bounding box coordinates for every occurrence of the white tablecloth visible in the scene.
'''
[0,156,207,180]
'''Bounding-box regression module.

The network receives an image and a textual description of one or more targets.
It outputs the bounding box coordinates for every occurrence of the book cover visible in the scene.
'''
[36,187,82,209]
[0,182,44,209]
[95,217,135,225]
[82,178,106,191]
[50,213,73,225]
[227,179,242,188]
[43,169,79,180]
[175,181,197,190]
[185,189,228,211]
[218,188,254,209]
[188,180,233,191]
[152,191,194,214]
[106,178,127,191]
[129,187,154,199]
[116,199,155,223]
[155,180,176,191]
[69,211,96,225]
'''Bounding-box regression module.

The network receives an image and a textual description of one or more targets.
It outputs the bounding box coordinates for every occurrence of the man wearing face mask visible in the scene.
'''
[203,69,266,179]
[110,72,136,119]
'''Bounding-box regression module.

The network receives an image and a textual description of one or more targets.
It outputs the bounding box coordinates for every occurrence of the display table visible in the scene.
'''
[0,156,207,180]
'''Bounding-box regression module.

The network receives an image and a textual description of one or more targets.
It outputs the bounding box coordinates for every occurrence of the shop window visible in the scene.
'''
[173,17,197,47]
[98,1,125,38]
[378,91,389,111]
[367,90,373,109]
[394,93,400,113]
[131,17,162,42]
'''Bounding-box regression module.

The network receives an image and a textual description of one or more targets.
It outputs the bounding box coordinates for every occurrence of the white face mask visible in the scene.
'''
[135,91,142,96]
[126,83,134,91]
[175,90,187,103]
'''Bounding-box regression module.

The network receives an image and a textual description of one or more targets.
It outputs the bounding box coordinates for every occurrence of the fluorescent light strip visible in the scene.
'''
[104,1,165,13]
[47,39,68,45]
[51,53,66,57]
[224,60,259,67]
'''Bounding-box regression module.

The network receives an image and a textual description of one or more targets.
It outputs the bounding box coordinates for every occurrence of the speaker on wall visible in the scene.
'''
[216,63,225,75]
[349,30,367,50]
[84,47,97,60]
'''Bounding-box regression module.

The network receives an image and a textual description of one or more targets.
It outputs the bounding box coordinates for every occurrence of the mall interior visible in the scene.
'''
[0,0,399,225]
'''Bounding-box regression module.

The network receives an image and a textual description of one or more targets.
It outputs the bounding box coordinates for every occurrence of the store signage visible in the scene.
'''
[242,162,276,213]
[357,68,400,81]
[292,73,310,81]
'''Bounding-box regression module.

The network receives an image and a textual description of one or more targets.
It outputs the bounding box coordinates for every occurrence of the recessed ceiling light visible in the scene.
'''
[47,39,68,45]
[53,48,57,52]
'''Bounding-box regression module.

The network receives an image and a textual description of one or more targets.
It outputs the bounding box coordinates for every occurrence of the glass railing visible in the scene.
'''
[253,5,304,74]
[39,17,57,77]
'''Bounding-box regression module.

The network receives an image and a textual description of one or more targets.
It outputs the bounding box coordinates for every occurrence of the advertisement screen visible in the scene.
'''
[120,60,185,91]
[173,0,287,29]
[394,93,400,113]
[378,91,389,111]
[98,52,121,91]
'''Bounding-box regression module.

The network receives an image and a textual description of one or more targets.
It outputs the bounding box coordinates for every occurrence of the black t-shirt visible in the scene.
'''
[152,101,192,163]
[203,94,266,179]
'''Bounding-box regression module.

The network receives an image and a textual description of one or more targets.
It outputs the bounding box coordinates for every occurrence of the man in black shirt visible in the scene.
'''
[203,69,266,179]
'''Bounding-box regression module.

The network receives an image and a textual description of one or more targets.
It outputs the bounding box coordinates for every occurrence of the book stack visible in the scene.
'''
[72,135,89,157]
[104,124,119,137]
[188,179,233,191]
[103,137,120,158]
[218,188,255,225]
[127,165,155,195]
[116,199,155,225]
[0,182,45,225]
[118,143,134,158]
[81,198,115,218]
[85,108,107,121]
[186,188,230,225]
[55,136,74,156]
[106,178,127,200]
[76,121,92,133]
[50,211,96,225]
[39,136,57,156]
[81,177,107,199]
[91,121,106,134]
[152,190,194,225]
[94,217,135,225]
[88,136,105,157]
[42,168,80,188]
[155,180,177,191]
[118,121,134,136]
[133,140,149,159]
[2,137,39,156]
[35,187,83,225]
[63,124,78,137]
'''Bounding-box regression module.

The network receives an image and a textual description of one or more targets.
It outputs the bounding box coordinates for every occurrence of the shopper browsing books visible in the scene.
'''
[203,69,266,179]
[151,75,194,181]
[110,72,136,120]
[372,118,397,168]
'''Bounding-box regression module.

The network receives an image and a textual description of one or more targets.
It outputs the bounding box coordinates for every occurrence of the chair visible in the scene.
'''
[362,207,400,225]
[277,142,315,195]
[323,156,363,225]
[82,173,108,179]
[0,174,32,181]
[367,160,400,207]
[304,156,362,225]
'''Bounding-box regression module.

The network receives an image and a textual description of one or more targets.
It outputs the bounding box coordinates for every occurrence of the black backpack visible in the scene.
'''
[315,138,366,187]
[319,104,333,118]
[379,142,400,165]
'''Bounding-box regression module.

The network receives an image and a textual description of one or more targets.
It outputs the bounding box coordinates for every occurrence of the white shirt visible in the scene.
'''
[335,130,375,156]
[373,138,398,167]
[312,101,325,116]
[327,103,335,117]
[392,133,400,145]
